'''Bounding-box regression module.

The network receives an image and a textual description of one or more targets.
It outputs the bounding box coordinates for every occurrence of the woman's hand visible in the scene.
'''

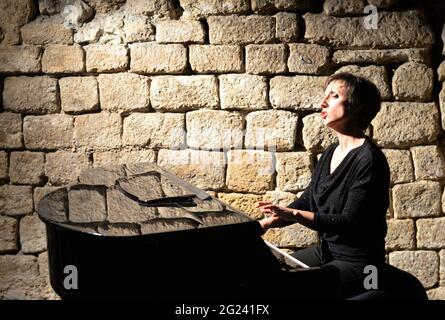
[257,202,315,231]
[257,201,298,222]
[256,201,298,231]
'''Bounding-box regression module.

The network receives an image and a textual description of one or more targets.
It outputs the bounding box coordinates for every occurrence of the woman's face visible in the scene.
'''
[320,80,351,131]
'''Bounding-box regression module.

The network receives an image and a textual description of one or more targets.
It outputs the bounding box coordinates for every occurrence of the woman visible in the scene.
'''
[257,72,390,299]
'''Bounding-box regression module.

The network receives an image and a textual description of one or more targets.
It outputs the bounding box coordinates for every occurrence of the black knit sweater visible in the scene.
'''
[288,136,390,264]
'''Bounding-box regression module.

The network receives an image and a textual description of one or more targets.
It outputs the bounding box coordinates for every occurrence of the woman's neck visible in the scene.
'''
[335,131,366,153]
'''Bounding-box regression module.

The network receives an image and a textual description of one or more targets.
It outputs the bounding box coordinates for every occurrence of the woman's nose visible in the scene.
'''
[320,96,328,109]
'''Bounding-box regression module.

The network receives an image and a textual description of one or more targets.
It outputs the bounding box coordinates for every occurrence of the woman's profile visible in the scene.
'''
[257,72,390,299]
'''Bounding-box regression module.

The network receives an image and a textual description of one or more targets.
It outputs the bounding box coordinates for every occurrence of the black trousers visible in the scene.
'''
[291,243,370,299]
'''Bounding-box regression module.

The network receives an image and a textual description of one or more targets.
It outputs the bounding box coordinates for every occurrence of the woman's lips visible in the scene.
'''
[321,111,327,119]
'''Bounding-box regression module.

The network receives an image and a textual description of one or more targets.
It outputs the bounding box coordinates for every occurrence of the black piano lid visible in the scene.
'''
[36,162,253,237]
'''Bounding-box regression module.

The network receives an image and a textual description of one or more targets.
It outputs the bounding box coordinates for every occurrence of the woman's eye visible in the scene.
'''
[333,94,339,98]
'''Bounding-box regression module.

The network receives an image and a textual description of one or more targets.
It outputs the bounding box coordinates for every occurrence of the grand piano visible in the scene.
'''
[36,162,341,300]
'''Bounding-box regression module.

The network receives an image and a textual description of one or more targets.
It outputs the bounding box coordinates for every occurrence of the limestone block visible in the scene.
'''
[226,150,274,193]
[130,43,187,74]
[332,48,431,65]
[98,73,150,114]
[123,14,154,43]
[442,22,445,55]
[274,12,299,42]
[323,0,366,16]
[372,102,440,148]
[150,75,219,111]
[385,219,415,251]
[441,83,445,131]
[63,0,94,26]
[38,0,72,15]
[0,113,23,149]
[0,0,37,45]
[252,0,316,13]
[427,287,445,301]
[302,113,338,153]
[443,189,445,215]
[4,76,59,114]
[74,113,121,150]
[74,12,125,44]
[73,20,102,44]
[85,44,128,72]
[21,15,73,45]
[218,193,264,220]
[9,151,45,185]
[0,46,41,73]
[304,11,434,49]
[156,20,205,43]
[389,250,438,289]
[19,215,46,253]
[440,250,445,286]
[263,190,297,207]
[0,255,43,300]
[59,77,99,114]
[0,185,33,216]
[179,0,250,18]
[68,187,107,223]
[37,252,60,300]
[275,152,312,192]
[93,150,156,167]
[220,74,268,110]
[367,0,399,8]
[189,45,243,73]
[288,44,330,75]
[393,181,442,218]
[411,145,445,181]
[393,62,434,102]
[263,223,318,248]
[381,149,414,185]
[246,44,287,74]
[208,15,275,45]
[245,110,298,151]
[126,0,180,18]
[0,152,7,181]
[78,165,126,187]
[335,65,391,100]
[74,0,113,14]
[23,115,73,150]
[123,113,185,149]
[416,217,445,249]
[45,151,90,185]
[0,216,18,253]
[42,45,85,73]
[270,76,327,110]
[186,110,243,150]
[157,149,225,191]
[437,61,445,82]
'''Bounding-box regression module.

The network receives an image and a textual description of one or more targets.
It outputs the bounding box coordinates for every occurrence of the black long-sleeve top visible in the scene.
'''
[287,136,390,264]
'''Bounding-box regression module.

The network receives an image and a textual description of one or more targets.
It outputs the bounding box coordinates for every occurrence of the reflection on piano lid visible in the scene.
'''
[36,163,251,236]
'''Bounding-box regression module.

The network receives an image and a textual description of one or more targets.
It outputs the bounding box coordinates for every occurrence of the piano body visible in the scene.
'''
[36,163,340,300]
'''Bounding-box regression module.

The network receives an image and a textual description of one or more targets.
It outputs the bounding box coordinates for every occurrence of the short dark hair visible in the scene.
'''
[325,72,382,131]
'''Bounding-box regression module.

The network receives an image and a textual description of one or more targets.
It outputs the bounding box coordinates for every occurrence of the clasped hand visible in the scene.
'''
[256,201,297,221]
[256,201,298,231]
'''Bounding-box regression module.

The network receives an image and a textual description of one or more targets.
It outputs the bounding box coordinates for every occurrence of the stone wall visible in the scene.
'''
[0,0,445,300]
